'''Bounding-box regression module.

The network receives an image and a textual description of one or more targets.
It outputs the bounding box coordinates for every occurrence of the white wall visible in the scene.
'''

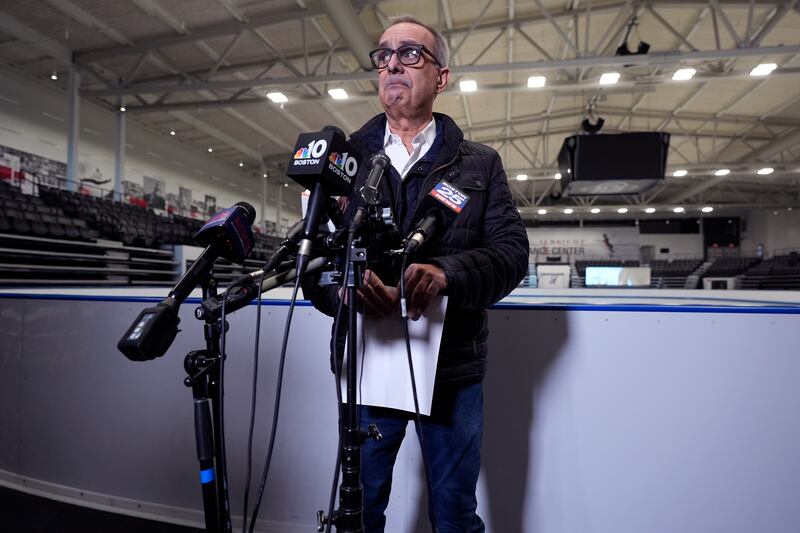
[0,67,301,229]
[639,233,703,259]
[741,208,800,256]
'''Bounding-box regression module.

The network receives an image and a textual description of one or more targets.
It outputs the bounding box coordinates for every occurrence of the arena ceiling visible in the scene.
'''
[1,0,799,221]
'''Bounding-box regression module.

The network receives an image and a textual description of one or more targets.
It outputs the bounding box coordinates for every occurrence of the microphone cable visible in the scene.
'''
[241,266,269,533]
[398,254,438,527]
[246,269,304,533]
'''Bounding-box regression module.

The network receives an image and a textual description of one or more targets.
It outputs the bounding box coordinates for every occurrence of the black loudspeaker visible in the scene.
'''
[557,132,670,196]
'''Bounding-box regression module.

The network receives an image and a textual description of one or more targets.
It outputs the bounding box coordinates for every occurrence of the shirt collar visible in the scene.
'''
[383,118,437,150]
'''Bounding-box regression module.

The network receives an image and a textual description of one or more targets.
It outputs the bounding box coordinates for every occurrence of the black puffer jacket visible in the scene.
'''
[304,112,529,386]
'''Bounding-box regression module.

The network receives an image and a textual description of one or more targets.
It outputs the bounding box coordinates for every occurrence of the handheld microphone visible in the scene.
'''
[349,152,390,234]
[118,202,256,361]
[360,152,390,205]
[403,180,470,255]
[286,125,359,274]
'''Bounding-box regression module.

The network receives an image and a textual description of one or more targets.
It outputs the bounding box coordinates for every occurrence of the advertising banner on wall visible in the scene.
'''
[528,227,640,261]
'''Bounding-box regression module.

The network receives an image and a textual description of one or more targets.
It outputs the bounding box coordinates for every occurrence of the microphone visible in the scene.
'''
[286,125,359,274]
[196,256,328,321]
[360,152,390,205]
[403,180,470,255]
[350,152,390,234]
[117,202,256,361]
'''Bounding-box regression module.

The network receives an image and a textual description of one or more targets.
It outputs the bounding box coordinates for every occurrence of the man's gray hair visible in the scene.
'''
[386,15,450,68]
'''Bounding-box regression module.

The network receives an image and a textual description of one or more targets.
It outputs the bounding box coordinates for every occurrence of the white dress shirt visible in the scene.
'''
[383,118,437,180]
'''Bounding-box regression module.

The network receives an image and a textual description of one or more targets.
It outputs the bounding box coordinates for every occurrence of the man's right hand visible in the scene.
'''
[357,269,399,317]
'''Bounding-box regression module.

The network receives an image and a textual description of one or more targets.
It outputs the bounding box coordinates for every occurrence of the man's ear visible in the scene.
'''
[436,67,450,94]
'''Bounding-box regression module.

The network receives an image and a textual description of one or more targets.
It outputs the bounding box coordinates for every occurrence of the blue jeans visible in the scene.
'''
[358,382,485,533]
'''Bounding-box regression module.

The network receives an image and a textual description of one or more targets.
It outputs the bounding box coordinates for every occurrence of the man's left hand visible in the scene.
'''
[403,263,447,320]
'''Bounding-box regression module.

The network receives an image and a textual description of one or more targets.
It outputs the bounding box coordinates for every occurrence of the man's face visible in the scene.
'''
[376,23,449,117]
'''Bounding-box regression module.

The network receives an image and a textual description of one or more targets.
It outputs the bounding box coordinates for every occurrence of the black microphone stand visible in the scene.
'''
[318,210,384,533]
[183,272,232,533]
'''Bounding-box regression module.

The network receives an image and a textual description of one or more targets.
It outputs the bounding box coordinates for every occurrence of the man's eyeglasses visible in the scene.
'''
[369,44,443,70]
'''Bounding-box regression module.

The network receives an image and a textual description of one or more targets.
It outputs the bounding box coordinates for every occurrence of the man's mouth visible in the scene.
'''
[385,76,410,88]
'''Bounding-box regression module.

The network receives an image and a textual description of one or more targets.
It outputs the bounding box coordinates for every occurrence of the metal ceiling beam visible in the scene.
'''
[0,12,72,65]
[83,44,800,98]
[320,0,374,71]
[75,6,324,64]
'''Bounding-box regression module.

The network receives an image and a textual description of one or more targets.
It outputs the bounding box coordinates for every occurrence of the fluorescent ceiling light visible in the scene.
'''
[459,80,478,92]
[554,172,562,180]
[50,72,58,81]
[599,72,620,85]
[169,130,176,136]
[527,75,546,88]
[328,88,349,100]
[701,206,714,213]
[714,169,730,176]
[516,174,528,181]
[238,162,244,167]
[645,207,656,214]
[119,106,126,112]
[672,169,688,177]
[617,207,628,214]
[563,208,574,214]
[672,68,696,81]
[673,206,685,213]
[266,92,288,103]
[207,147,213,153]
[262,173,268,178]
[590,208,600,214]
[757,167,774,175]
[750,63,777,77]
[538,209,547,215]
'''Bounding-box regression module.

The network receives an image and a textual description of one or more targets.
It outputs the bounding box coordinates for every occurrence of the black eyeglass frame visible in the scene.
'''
[368,44,443,70]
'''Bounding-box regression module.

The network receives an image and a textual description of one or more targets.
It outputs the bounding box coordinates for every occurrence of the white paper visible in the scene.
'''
[342,296,448,415]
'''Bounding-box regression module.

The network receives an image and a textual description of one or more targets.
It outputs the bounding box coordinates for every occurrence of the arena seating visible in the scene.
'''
[1,181,286,287]
[740,254,800,290]
[648,259,703,288]
[702,257,761,278]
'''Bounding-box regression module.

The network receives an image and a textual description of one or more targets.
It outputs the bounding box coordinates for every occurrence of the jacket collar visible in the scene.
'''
[350,112,463,168]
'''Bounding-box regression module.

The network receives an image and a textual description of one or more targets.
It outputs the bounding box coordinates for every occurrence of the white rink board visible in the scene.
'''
[1,288,799,533]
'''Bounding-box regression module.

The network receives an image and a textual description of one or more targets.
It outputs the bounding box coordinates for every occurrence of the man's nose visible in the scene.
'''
[386,51,404,73]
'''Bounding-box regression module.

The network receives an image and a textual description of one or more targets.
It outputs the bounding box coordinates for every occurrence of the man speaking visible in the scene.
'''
[305,15,529,533]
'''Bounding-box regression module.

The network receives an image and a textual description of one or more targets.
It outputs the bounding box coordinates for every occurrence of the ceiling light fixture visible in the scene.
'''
[328,88,349,100]
[617,207,628,214]
[459,80,478,92]
[527,75,546,88]
[590,208,600,214]
[757,167,774,175]
[516,174,528,181]
[645,207,656,214]
[50,72,58,81]
[563,208,574,214]
[119,106,126,112]
[701,206,714,213]
[750,63,777,77]
[672,68,696,81]
[238,162,244,167]
[207,147,213,153]
[673,206,685,213]
[169,129,176,136]
[266,92,288,103]
[714,169,730,176]
[538,209,547,215]
[673,169,688,177]
[599,72,620,85]
[554,172,562,180]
